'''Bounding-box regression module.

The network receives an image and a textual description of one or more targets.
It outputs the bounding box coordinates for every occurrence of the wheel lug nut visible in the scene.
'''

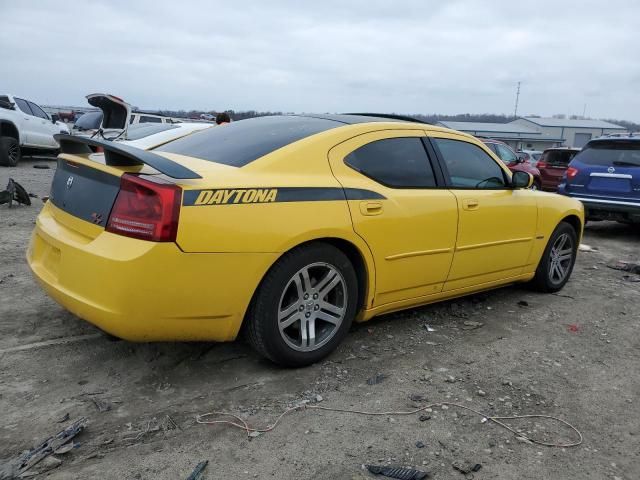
[305,312,311,318]
[313,293,318,299]
[304,294,309,300]
[299,305,304,311]
[314,305,319,310]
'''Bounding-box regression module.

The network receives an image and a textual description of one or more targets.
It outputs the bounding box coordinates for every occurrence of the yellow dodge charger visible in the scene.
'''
[27,114,584,366]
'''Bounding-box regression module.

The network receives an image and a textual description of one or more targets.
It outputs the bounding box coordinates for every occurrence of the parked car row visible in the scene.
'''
[0,93,213,165]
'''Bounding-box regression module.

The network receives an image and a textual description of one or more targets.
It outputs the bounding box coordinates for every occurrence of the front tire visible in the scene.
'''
[246,242,358,367]
[0,137,21,167]
[531,222,578,292]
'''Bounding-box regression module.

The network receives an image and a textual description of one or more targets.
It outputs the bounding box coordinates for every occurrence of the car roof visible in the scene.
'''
[543,147,581,152]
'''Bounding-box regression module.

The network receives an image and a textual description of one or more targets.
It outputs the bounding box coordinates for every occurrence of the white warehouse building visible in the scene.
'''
[438,117,626,150]
[511,117,626,149]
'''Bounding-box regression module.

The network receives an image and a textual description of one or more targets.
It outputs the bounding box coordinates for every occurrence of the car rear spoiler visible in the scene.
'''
[54,134,202,180]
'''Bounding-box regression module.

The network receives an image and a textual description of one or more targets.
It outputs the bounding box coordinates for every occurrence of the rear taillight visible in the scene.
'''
[536,161,548,169]
[566,167,579,178]
[106,174,181,242]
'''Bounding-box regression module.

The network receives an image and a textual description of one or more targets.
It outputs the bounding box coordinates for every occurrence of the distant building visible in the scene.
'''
[438,117,627,150]
[511,117,626,148]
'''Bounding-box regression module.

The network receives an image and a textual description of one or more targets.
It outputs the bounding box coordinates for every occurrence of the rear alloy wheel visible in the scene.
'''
[531,222,578,292]
[0,136,21,167]
[246,243,358,367]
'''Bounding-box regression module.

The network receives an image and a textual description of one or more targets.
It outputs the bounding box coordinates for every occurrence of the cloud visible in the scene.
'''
[1,0,639,121]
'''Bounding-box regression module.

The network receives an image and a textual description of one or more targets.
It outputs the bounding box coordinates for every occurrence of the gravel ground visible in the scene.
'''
[1,157,639,480]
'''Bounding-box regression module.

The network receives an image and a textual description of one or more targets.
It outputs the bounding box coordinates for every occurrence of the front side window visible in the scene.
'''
[345,137,436,188]
[14,98,33,115]
[433,138,507,189]
[28,101,49,119]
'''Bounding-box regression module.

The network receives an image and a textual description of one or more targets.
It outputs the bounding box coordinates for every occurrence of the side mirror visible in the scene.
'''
[51,114,59,123]
[511,171,533,189]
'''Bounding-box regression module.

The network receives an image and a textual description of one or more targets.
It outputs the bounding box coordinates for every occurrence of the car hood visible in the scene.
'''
[86,93,132,136]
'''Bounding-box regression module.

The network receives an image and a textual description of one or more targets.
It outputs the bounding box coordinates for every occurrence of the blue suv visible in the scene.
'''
[558,136,640,224]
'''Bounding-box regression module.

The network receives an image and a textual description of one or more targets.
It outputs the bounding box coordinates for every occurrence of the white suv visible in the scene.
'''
[0,94,70,166]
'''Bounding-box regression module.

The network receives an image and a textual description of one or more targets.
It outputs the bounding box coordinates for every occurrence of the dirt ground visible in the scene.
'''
[1,157,639,480]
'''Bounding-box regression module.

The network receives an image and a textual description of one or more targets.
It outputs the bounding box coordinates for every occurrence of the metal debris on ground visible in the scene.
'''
[0,179,31,207]
[607,261,640,275]
[366,465,429,479]
[462,321,484,330]
[367,373,387,385]
[186,460,208,480]
[452,461,482,475]
[15,417,86,477]
[422,324,436,332]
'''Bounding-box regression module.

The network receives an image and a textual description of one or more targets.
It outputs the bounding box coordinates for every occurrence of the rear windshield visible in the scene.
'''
[74,111,103,130]
[542,149,579,166]
[155,115,341,167]
[575,141,640,167]
[125,123,178,140]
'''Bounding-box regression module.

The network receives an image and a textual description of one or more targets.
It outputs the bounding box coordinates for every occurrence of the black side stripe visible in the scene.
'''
[182,187,385,206]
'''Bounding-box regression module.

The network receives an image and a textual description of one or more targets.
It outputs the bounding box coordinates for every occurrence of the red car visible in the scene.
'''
[481,139,542,189]
[536,148,581,192]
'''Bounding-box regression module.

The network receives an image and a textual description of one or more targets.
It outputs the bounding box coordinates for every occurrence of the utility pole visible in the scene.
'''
[513,81,521,118]
[582,103,587,118]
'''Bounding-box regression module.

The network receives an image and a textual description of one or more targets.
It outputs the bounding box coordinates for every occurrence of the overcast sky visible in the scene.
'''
[2,0,639,121]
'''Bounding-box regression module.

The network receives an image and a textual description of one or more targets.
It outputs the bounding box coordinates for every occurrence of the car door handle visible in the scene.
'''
[360,201,383,216]
[462,199,479,210]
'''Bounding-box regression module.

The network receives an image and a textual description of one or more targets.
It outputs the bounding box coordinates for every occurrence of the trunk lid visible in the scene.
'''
[86,93,132,139]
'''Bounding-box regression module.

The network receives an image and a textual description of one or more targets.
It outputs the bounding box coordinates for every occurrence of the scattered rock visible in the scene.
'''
[477,390,487,397]
[452,461,482,475]
[410,394,428,402]
[415,441,425,448]
[517,300,529,307]
[367,373,386,385]
[445,375,456,383]
[419,415,431,422]
[315,394,323,403]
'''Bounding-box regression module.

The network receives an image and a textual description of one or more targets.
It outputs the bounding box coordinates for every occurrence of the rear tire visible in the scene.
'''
[0,137,20,167]
[246,242,358,367]
[530,222,578,292]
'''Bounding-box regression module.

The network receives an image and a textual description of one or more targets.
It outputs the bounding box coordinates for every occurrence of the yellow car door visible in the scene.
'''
[328,130,458,306]
[428,133,538,291]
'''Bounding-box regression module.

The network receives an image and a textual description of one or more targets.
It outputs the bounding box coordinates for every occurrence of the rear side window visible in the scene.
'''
[542,150,578,166]
[156,115,341,167]
[575,141,640,167]
[14,98,33,115]
[345,137,436,188]
[433,138,507,189]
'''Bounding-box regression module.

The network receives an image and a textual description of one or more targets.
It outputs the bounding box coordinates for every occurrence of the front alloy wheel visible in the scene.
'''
[531,221,578,292]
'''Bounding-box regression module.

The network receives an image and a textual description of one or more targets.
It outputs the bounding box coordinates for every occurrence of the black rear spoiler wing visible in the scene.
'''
[54,134,202,180]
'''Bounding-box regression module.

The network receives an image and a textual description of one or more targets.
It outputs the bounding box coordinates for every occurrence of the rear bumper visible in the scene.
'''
[562,194,640,221]
[27,203,277,341]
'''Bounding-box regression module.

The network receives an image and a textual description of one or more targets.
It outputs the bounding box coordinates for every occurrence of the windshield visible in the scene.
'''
[73,111,103,131]
[124,123,178,140]
[575,141,640,167]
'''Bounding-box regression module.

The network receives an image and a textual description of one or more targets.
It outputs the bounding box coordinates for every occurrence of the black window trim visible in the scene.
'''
[427,136,512,191]
[343,135,445,190]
